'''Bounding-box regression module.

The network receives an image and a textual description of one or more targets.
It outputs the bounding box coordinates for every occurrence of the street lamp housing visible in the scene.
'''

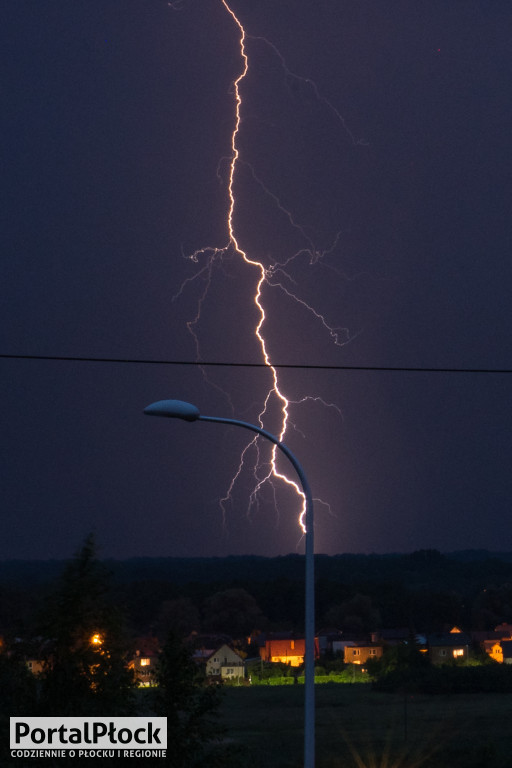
[144,400,200,422]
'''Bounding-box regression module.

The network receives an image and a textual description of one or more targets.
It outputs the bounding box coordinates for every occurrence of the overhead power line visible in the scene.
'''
[1,352,512,374]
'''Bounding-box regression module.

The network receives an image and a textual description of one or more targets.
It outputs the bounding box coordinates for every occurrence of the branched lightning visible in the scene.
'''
[248,34,368,148]
[172,1,361,538]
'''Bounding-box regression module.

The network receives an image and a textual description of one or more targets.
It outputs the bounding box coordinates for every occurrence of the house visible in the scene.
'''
[317,630,344,655]
[343,643,383,665]
[332,640,355,657]
[472,629,503,647]
[494,623,512,637]
[26,658,45,675]
[18,637,53,676]
[427,632,470,664]
[484,638,512,665]
[371,628,410,645]
[205,644,245,681]
[192,648,215,664]
[128,636,160,686]
[501,640,512,664]
[371,628,426,647]
[259,634,319,667]
[479,624,512,663]
[483,640,503,663]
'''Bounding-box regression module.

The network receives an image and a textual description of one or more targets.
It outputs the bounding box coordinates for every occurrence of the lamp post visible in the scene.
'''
[144,399,315,767]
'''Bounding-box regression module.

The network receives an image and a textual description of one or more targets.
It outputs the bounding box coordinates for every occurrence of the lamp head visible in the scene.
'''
[144,399,200,422]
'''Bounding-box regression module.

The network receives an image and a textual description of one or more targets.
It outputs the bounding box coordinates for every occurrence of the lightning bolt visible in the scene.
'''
[172,1,359,538]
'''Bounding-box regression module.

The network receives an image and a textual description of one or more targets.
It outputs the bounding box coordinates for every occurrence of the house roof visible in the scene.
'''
[495,623,512,635]
[472,630,503,643]
[132,636,160,657]
[192,649,214,662]
[206,644,244,662]
[428,632,470,647]
[260,632,298,642]
[345,642,383,650]
[372,627,412,641]
[482,639,501,650]
[317,629,345,640]
[332,640,356,649]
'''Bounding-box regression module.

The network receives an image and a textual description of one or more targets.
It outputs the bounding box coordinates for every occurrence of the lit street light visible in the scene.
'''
[144,399,316,767]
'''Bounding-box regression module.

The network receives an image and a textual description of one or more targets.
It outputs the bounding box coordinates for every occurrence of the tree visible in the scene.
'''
[38,534,136,715]
[323,593,381,633]
[0,652,38,767]
[471,584,512,630]
[203,588,266,638]
[155,597,201,640]
[367,637,430,692]
[152,631,223,767]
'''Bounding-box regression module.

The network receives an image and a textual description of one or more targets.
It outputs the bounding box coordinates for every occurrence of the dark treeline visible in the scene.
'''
[3,548,512,587]
[3,550,512,638]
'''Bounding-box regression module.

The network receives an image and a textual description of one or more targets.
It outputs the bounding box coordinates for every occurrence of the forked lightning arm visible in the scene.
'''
[173,0,353,539]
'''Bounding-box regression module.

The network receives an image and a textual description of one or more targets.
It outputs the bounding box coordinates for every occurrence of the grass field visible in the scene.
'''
[219,683,512,767]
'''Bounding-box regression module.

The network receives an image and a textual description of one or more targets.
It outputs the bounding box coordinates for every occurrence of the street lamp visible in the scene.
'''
[144,399,315,767]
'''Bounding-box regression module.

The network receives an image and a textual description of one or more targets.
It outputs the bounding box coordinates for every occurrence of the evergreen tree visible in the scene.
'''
[38,534,136,715]
[153,631,225,767]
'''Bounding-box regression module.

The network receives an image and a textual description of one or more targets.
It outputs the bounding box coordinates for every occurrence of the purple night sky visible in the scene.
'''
[2,0,512,560]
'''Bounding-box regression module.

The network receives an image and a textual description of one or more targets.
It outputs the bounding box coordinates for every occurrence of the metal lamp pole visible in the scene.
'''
[144,399,315,767]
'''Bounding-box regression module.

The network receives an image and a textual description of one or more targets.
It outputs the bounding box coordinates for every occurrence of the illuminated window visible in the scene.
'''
[140,658,150,666]
[453,649,464,658]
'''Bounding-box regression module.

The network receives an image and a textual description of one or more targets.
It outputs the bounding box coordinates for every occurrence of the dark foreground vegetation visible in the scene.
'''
[0,538,240,768]
[3,543,512,766]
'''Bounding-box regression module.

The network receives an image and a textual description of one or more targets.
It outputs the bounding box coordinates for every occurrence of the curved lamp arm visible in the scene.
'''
[144,398,315,767]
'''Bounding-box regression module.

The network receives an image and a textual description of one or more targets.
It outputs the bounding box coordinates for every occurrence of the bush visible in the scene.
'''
[373,661,512,694]
[246,660,295,681]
